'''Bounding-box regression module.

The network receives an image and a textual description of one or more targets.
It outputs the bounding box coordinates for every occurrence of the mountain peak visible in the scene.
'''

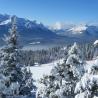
[69,24,87,34]
[0,13,58,46]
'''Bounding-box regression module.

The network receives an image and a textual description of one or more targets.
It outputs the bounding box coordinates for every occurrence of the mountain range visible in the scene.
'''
[0,14,98,46]
[49,22,98,41]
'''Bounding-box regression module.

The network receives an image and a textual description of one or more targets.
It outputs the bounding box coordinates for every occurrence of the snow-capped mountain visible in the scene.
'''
[49,22,88,35]
[0,17,11,25]
[0,14,98,47]
[0,14,60,46]
[50,22,98,41]
[69,24,87,34]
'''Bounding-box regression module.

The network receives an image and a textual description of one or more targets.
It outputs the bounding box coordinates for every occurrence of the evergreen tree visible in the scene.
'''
[75,64,98,98]
[66,42,84,80]
[52,42,84,98]
[37,42,84,98]
[75,42,98,98]
[61,42,84,97]
[0,16,34,97]
[20,65,35,95]
[37,75,58,98]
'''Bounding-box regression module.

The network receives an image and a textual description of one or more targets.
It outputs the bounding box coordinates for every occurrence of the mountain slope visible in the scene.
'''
[0,14,60,46]
[0,14,98,47]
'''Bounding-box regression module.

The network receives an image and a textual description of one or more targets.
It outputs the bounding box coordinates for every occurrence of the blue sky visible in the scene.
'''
[0,0,98,25]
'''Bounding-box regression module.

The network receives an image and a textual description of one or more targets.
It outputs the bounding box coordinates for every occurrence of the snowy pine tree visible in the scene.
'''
[61,42,84,97]
[0,16,34,97]
[75,63,98,98]
[36,74,58,98]
[53,42,85,98]
[20,65,35,95]
[66,42,84,80]
[75,42,98,98]
[37,42,84,98]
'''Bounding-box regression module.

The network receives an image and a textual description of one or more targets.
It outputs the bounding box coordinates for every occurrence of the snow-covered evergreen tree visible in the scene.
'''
[75,42,98,98]
[37,42,84,98]
[54,42,84,98]
[0,16,34,97]
[75,63,98,98]
[66,42,84,80]
[20,65,35,95]
[36,74,58,98]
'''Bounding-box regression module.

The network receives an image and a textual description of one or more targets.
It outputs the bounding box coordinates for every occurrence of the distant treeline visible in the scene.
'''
[18,43,98,66]
[18,46,68,66]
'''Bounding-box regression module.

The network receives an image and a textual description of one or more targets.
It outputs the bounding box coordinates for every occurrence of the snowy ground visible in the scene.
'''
[29,57,98,88]
[29,59,64,87]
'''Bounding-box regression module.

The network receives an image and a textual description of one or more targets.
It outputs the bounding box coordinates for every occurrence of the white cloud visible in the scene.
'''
[49,21,73,30]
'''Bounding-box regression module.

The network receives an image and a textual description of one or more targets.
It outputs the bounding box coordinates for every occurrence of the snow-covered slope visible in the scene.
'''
[0,18,11,25]
[30,59,64,87]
